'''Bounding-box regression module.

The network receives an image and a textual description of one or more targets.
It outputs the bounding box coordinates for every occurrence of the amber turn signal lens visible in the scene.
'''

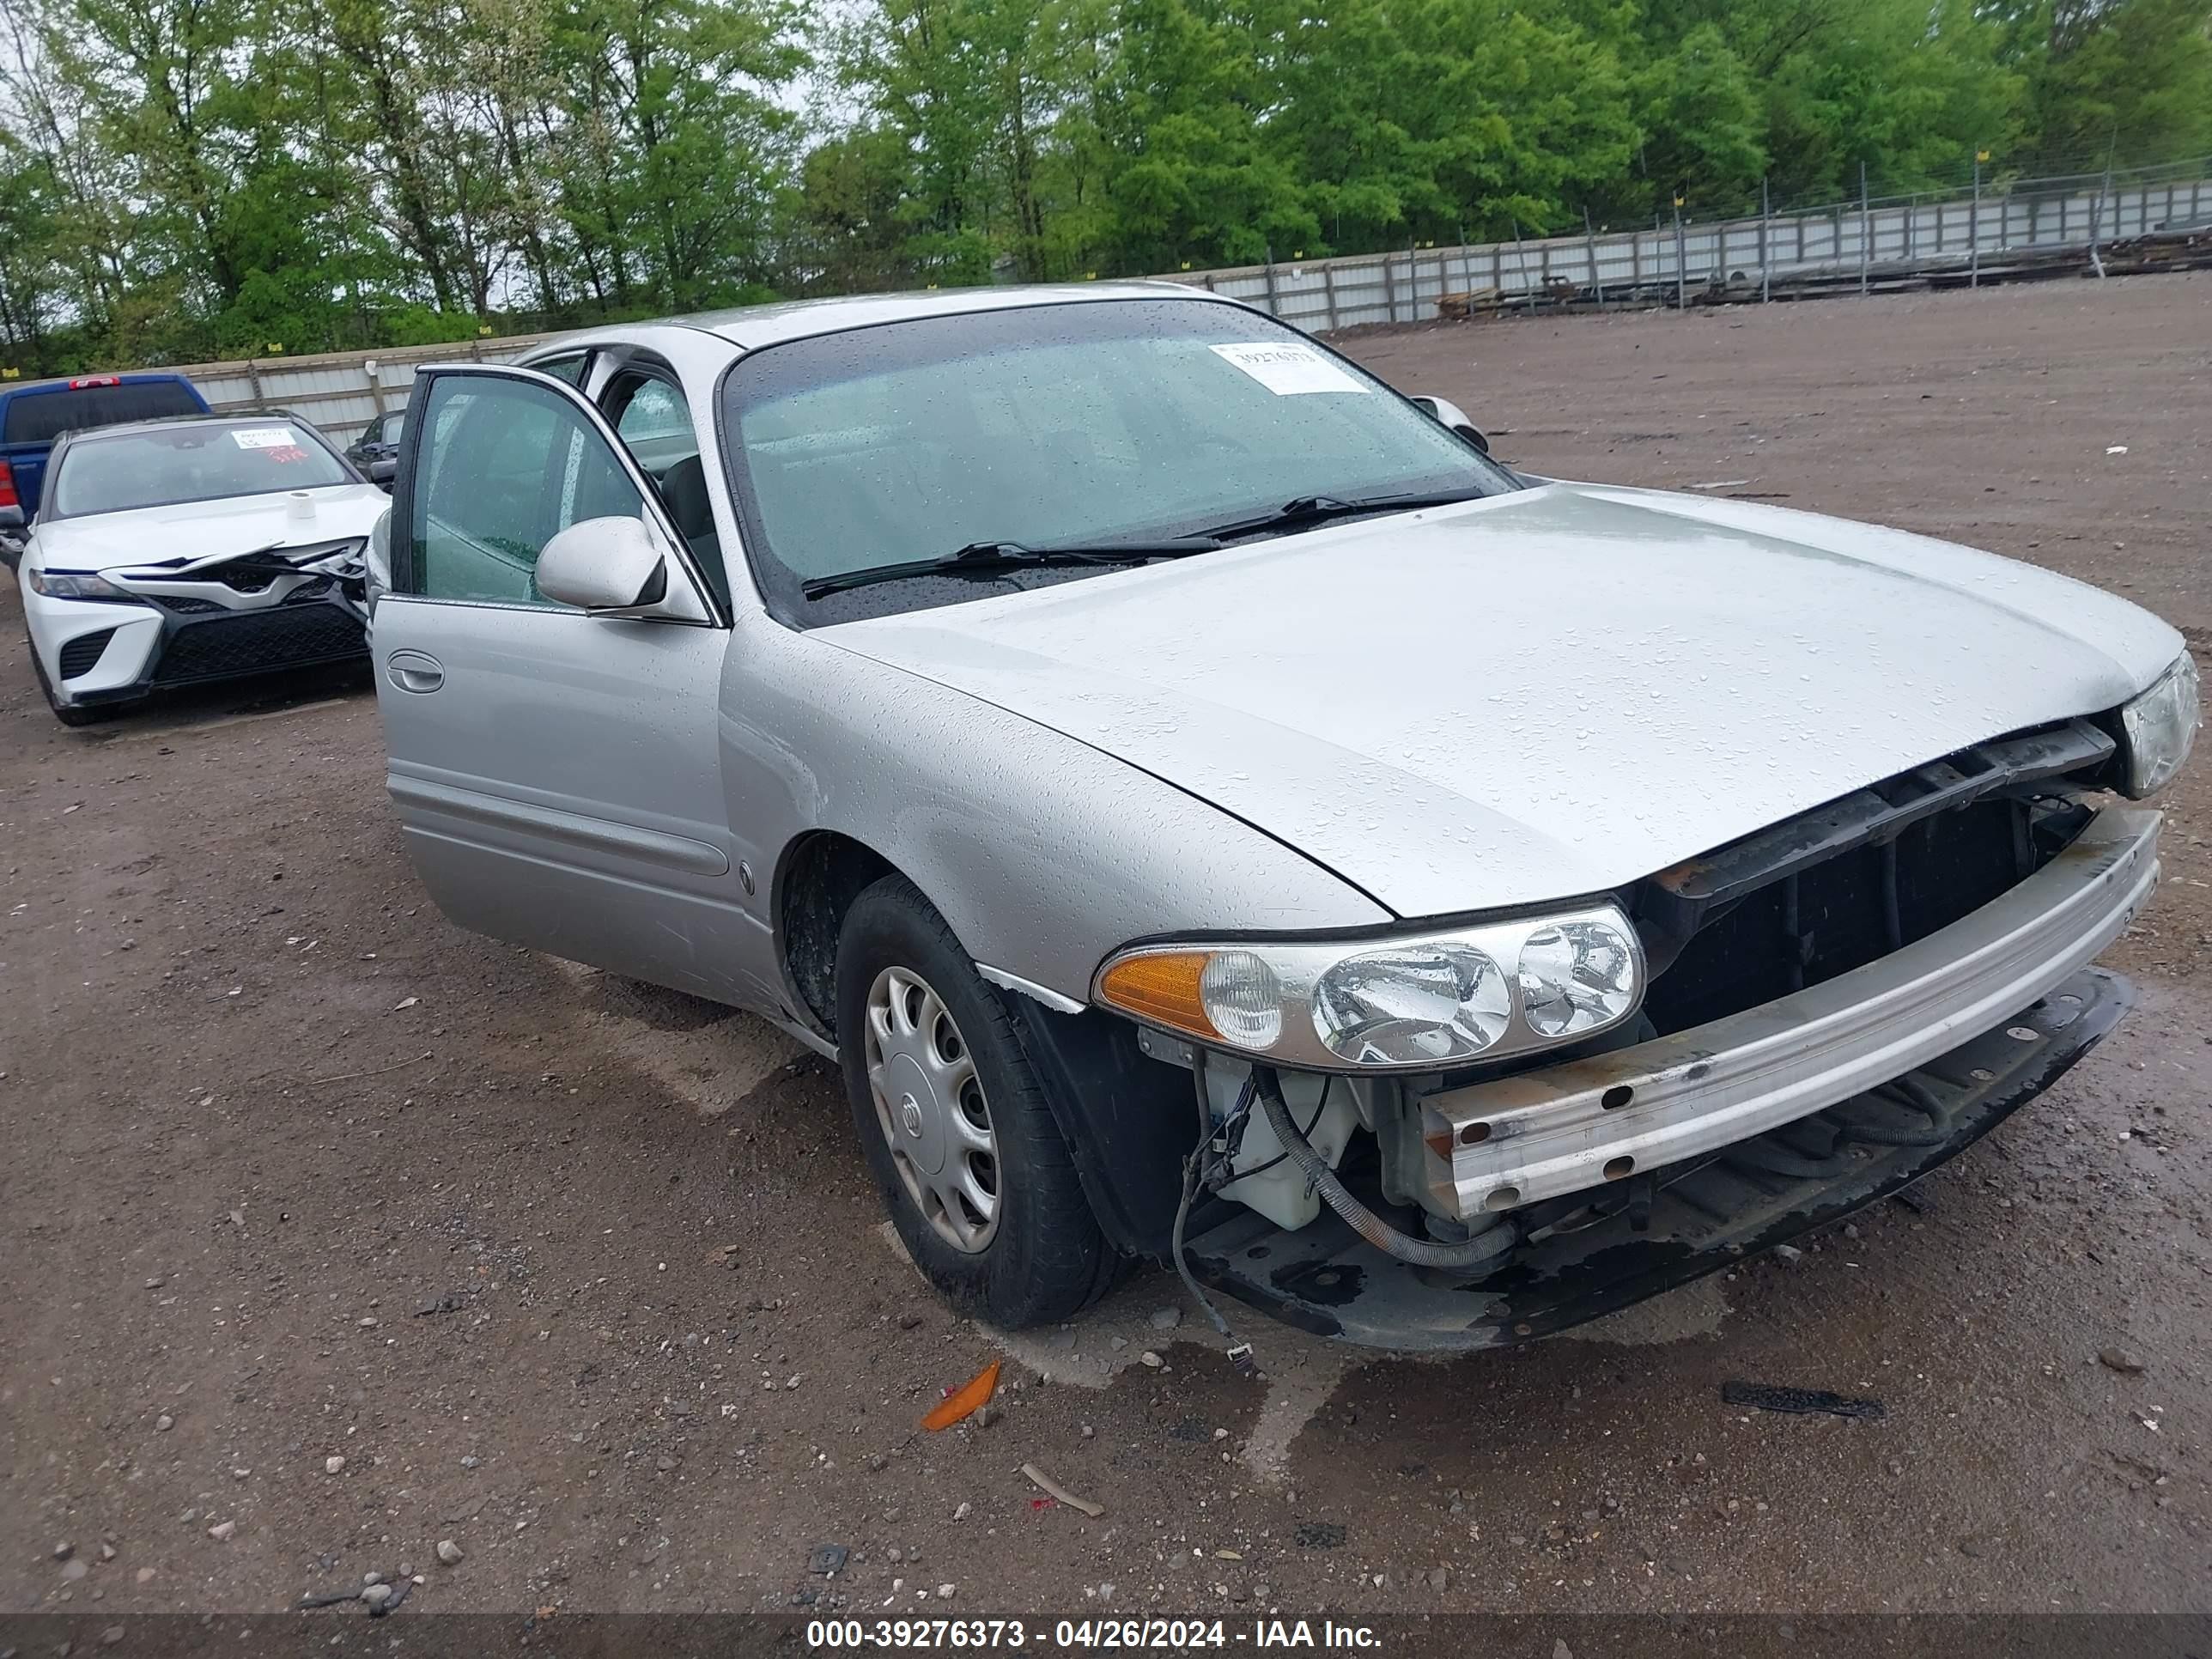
[1095,951,1219,1040]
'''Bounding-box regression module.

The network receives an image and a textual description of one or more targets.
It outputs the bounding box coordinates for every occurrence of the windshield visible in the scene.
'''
[719,299,1515,622]
[50,422,350,517]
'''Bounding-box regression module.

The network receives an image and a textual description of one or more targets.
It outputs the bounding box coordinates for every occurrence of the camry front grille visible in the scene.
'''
[149,605,366,685]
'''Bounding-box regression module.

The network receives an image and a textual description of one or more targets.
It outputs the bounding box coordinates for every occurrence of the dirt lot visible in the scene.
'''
[4,276,2209,1624]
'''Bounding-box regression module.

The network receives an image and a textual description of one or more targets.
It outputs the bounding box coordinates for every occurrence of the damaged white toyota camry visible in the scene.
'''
[20,414,380,725]
[367,286,2197,1353]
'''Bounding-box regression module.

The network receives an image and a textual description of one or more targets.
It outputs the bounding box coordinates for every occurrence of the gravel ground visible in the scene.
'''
[3,275,2208,1622]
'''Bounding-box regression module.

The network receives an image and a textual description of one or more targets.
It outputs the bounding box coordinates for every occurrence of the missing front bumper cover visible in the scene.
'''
[1422,805,2156,1219]
[1181,964,2130,1352]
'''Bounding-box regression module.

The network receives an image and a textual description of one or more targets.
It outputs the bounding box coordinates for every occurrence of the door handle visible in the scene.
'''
[386,649,443,694]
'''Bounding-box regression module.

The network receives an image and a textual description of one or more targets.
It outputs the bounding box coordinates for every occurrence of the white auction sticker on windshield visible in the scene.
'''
[231,427,299,449]
[1208,341,1371,395]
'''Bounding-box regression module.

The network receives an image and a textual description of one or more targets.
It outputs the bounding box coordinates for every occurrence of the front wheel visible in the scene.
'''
[836,875,1112,1328]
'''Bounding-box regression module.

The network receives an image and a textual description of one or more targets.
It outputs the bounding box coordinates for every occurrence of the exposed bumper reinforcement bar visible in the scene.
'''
[1183,963,2130,1352]
[1422,806,2159,1218]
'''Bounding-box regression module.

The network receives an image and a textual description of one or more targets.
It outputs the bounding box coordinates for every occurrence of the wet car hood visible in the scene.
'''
[33,485,392,574]
[818,483,2186,919]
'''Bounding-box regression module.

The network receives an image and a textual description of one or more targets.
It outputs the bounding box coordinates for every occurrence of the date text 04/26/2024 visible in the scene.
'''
[805,1619,1384,1650]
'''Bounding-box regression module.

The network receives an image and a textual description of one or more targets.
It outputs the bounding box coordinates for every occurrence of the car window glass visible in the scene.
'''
[720,300,1510,622]
[2,380,203,445]
[49,422,349,516]
[404,374,645,607]
[534,355,590,387]
[615,379,696,461]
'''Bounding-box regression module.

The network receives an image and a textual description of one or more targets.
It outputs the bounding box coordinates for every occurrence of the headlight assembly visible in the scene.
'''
[26,568,133,601]
[2118,651,2198,798]
[1094,902,1644,1073]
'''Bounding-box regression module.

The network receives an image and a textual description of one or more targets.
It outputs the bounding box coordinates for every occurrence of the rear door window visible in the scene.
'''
[3,381,204,446]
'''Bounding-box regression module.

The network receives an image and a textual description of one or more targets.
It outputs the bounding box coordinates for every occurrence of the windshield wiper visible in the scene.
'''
[800,538,1221,599]
[1198,489,1489,543]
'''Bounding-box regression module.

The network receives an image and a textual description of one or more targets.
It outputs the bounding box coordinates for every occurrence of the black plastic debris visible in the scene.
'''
[299,1571,415,1616]
[809,1544,850,1576]
[1295,1522,1346,1549]
[1721,1380,1886,1420]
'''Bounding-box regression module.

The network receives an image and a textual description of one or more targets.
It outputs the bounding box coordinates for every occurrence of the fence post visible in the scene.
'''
[1264,243,1280,315]
[1859,162,1871,295]
[1383,252,1396,323]
[1672,197,1686,310]
[1322,263,1339,331]
[1970,150,1983,289]
[1584,207,1604,308]
[244,357,264,404]
[1759,178,1771,302]
[2087,167,2108,279]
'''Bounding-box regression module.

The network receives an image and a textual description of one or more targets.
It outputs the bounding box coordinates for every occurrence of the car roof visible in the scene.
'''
[521,282,1242,369]
[672,281,1222,349]
[59,411,313,442]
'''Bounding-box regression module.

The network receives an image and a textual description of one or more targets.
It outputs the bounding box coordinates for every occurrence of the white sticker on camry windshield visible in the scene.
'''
[231,427,299,449]
[1208,341,1371,396]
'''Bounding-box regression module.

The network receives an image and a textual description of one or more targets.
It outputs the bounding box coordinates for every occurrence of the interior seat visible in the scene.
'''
[653,453,726,603]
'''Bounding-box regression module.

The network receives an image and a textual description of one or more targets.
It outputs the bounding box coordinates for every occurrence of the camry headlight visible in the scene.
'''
[2118,652,2198,798]
[25,568,132,601]
[1094,902,1644,1072]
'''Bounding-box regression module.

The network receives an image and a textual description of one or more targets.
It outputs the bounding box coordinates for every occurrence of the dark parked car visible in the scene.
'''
[344,410,404,486]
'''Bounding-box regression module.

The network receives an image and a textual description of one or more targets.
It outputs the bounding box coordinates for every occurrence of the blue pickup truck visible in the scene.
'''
[0,373,210,561]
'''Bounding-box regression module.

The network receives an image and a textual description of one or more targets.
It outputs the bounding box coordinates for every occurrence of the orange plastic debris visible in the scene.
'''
[921,1358,1002,1431]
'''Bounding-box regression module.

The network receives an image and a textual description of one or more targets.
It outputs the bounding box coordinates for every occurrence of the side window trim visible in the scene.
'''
[389,362,729,628]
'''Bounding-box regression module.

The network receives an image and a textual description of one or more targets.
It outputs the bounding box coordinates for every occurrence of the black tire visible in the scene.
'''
[28,641,126,727]
[836,874,1112,1328]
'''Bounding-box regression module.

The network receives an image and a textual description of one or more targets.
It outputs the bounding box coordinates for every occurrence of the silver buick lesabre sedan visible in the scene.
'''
[368,285,2197,1353]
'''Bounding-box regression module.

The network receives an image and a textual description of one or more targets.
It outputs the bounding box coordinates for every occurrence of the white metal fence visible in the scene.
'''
[1166,158,2212,331]
[147,157,2212,444]
[167,331,562,446]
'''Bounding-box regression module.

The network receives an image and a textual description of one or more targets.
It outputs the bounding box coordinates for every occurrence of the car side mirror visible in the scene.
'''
[1410,395,1491,455]
[535,515,679,617]
[0,504,23,532]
